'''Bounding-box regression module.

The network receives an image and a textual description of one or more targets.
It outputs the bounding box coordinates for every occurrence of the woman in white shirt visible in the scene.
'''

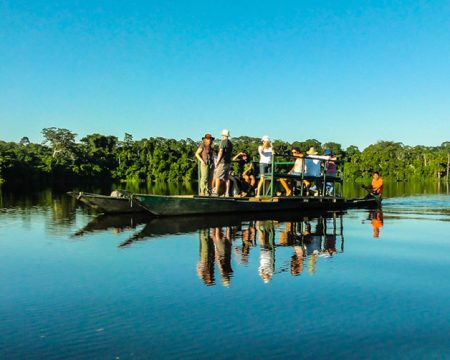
[256,135,274,196]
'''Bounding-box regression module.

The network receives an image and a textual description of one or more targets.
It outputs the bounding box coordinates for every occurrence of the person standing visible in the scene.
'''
[195,133,215,196]
[256,135,274,197]
[214,129,233,196]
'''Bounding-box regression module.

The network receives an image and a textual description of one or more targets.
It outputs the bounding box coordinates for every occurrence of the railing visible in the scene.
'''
[258,154,343,198]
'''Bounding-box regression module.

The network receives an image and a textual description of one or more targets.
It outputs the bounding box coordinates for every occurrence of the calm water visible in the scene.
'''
[0,184,449,359]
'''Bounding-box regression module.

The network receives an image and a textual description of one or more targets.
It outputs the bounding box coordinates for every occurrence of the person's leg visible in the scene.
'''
[207,164,214,195]
[279,178,292,196]
[224,164,232,196]
[214,163,224,195]
[256,177,263,196]
[225,179,231,196]
[199,163,207,195]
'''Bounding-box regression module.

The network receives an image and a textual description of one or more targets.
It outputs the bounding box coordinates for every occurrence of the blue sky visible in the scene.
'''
[1,0,449,149]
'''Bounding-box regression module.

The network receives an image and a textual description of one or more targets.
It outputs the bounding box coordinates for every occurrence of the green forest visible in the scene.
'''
[1,127,449,186]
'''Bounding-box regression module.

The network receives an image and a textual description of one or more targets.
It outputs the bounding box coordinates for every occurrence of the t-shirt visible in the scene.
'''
[326,160,337,176]
[292,158,304,173]
[371,177,384,194]
[198,143,213,164]
[219,139,233,164]
[305,158,321,177]
[258,145,272,164]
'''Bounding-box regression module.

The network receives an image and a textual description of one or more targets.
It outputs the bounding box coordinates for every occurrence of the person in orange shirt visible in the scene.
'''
[371,171,384,196]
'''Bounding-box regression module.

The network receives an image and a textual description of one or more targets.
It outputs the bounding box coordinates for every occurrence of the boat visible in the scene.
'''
[68,191,145,213]
[132,193,379,216]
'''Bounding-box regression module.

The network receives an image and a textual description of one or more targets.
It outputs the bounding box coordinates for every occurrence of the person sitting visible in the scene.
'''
[363,171,384,198]
[232,151,255,196]
[304,147,322,195]
[279,147,304,196]
[323,149,337,196]
[371,171,384,196]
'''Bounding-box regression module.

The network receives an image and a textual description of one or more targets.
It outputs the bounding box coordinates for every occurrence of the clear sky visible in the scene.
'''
[1,0,449,149]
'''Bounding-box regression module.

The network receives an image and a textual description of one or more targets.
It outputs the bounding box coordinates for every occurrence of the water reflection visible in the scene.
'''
[71,213,153,237]
[204,214,344,286]
[368,210,384,238]
[116,211,345,287]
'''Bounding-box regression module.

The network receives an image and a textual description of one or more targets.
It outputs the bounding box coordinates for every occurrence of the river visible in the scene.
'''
[0,182,449,359]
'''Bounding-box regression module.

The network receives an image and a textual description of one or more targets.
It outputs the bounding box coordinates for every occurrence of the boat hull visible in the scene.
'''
[133,194,379,216]
[68,192,145,213]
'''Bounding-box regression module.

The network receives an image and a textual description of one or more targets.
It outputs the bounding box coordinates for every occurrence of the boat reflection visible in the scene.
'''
[71,213,153,237]
[118,211,345,287]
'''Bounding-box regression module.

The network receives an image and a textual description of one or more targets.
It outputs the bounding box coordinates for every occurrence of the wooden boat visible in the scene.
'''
[345,196,381,209]
[132,193,379,216]
[131,155,382,216]
[68,191,145,213]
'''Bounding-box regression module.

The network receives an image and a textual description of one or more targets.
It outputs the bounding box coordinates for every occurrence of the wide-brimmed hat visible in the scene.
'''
[221,129,230,137]
[307,147,318,155]
[202,133,214,140]
[261,135,270,142]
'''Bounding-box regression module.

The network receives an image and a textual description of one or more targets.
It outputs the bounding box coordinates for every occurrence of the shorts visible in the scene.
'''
[259,163,272,176]
[215,162,231,180]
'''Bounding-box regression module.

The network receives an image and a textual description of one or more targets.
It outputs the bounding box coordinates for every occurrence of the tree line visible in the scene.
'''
[0,127,449,185]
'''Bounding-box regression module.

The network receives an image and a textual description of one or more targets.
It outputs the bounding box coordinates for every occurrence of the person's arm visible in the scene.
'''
[195,147,205,164]
[232,152,243,161]
[216,148,224,164]
[242,161,253,176]
[258,145,263,157]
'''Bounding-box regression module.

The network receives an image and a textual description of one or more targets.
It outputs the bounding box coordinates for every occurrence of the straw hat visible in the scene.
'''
[307,147,318,155]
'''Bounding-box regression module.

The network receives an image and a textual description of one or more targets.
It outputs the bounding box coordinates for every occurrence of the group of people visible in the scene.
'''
[195,129,345,197]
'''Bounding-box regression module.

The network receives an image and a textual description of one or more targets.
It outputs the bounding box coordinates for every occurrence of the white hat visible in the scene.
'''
[221,129,230,137]
[261,135,270,142]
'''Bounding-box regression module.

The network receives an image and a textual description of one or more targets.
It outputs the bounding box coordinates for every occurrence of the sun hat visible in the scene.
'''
[221,129,230,137]
[202,133,215,140]
[261,135,270,142]
[307,147,318,155]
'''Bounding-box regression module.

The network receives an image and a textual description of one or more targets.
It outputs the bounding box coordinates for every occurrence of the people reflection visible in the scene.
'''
[290,245,304,276]
[212,227,233,287]
[370,210,384,238]
[256,220,276,283]
[195,214,344,285]
[197,229,215,286]
[234,221,256,265]
[303,217,324,274]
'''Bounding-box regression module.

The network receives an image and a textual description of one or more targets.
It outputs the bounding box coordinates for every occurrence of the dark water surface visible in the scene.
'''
[0,185,449,359]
